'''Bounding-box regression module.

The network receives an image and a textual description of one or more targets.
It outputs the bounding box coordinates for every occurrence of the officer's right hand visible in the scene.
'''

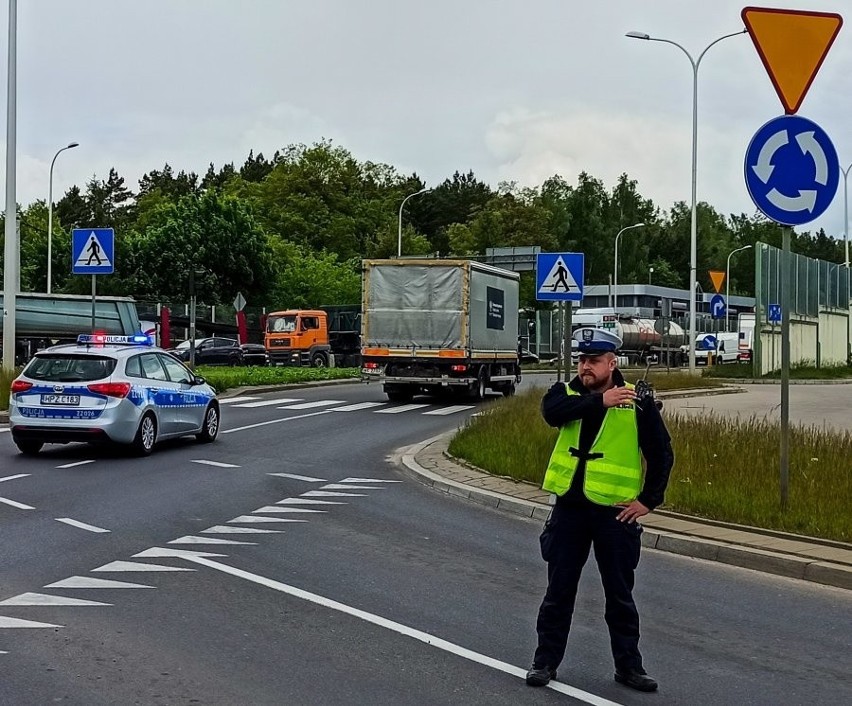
[602,386,636,408]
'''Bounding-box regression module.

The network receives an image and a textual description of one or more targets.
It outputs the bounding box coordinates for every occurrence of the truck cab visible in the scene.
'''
[264,310,332,367]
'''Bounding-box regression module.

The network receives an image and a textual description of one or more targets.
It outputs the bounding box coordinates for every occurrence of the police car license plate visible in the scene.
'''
[40,394,80,406]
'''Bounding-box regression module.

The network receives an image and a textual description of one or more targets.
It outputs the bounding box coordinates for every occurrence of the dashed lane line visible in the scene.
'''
[0,474,30,483]
[267,472,327,482]
[251,506,326,514]
[301,490,367,498]
[148,549,625,706]
[55,518,110,533]
[0,616,62,629]
[321,484,384,491]
[201,525,284,534]
[330,402,387,412]
[276,498,345,506]
[340,477,403,483]
[217,396,259,404]
[55,460,95,469]
[277,400,345,410]
[168,536,257,546]
[422,405,475,416]
[374,404,429,414]
[92,561,195,573]
[190,460,241,468]
[0,497,34,510]
[228,515,307,524]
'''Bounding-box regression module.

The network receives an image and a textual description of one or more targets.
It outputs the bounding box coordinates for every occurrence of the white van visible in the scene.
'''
[737,313,755,363]
[691,332,739,365]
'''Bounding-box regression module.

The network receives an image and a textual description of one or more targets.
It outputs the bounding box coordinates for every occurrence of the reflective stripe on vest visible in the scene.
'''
[541,383,643,505]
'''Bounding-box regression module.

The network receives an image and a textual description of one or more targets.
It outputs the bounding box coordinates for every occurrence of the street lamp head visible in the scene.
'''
[67,142,79,149]
[626,31,650,40]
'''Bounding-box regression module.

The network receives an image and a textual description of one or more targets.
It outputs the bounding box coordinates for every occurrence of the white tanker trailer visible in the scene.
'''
[573,309,688,365]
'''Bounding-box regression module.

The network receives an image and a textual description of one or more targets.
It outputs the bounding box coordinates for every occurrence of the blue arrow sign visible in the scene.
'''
[710,294,726,319]
[744,115,839,226]
[535,253,584,301]
[72,228,114,275]
[768,303,782,324]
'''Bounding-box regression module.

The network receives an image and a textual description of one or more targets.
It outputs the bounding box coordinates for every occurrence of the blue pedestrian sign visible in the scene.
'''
[768,303,782,324]
[710,294,726,319]
[72,228,114,275]
[535,253,584,302]
[744,115,839,226]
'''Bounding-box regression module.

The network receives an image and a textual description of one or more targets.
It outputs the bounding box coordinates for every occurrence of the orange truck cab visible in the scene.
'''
[264,310,332,367]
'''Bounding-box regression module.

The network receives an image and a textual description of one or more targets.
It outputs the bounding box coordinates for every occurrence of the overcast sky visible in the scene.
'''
[4,0,852,238]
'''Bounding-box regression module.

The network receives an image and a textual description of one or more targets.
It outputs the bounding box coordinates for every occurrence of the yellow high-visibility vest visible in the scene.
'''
[542,383,643,505]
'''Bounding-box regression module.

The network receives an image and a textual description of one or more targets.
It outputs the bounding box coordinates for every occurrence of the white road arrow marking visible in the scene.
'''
[0,616,63,629]
[796,131,828,185]
[766,188,817,213]
[0,592,110,607]
[92,561,196,573]
[44,577,154,590]
[267,473,327,482]
[752,129,788,183]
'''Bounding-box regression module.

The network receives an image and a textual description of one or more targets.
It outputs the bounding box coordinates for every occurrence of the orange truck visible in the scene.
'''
[264,307,360,367]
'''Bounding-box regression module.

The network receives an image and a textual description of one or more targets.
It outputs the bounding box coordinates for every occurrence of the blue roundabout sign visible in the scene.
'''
[744,114,839,226]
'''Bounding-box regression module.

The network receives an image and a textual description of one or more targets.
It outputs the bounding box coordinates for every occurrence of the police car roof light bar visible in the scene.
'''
[77,334,153,346]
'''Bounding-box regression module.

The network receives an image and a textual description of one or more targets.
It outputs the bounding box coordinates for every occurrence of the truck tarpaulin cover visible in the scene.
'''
[366,265,464,349]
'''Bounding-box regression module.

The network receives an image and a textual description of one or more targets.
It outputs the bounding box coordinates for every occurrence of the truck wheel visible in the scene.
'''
[310,352,328,368]
[501,382,516,397]
[471,368,488,401]
[386,390,414,403]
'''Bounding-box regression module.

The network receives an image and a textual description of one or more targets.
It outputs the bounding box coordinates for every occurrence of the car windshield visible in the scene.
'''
[24,354,117,382]
[267,316,297,333]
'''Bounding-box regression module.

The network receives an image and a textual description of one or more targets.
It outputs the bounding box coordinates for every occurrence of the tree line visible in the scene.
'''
[2,139,845,311]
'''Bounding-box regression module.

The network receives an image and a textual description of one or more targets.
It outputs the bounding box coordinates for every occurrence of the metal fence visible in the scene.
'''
[756,241,850,319]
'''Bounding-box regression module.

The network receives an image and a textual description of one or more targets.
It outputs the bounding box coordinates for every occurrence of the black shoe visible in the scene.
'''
[615,668,658,692]
[525,666,557,687]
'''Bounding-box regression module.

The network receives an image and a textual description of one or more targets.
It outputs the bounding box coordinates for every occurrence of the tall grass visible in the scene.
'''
[706,362,852,380]
[449,390,851,542]
[0,367,20,411]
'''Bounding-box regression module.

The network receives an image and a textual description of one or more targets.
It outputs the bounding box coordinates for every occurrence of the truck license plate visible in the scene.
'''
[40,394,80,406]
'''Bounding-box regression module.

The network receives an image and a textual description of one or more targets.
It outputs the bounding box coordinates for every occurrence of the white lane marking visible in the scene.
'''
[134,548,227,560]
[172,553,625,706]
[331,402,386,412]
[276,498,345,505]
[168,536,256,546]
[252,506,326,514]
[0,650,7,653]
[228,515,307,524]
[232,397,302,408]
[190,460,241,468]
[302,490,367,498]
[92,561,195,573]
[0,497,34,510]
[44,577,154,590]
[0,593,110,607]
[278,400,345,410]
[55,460,95,469]
[201,526,284,534]
[375,404,429,414]
[223,409,332,434]
[321,484,383,491]
[55,518,110,533]
[267,472,327,482]
[0,428,9,433]
[340,478,402,484]
[423,405,475,416]
[217,396,259,404]
[0,616,63,629]
[0,474,30,483]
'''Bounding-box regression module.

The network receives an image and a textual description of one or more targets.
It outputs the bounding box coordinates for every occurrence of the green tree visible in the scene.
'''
[270,241,361,308]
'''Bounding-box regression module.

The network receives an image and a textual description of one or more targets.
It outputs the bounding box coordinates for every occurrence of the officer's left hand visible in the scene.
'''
[615,500,650,523]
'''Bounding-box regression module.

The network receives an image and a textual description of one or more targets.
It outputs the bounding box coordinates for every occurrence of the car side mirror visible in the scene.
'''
[193,376,206,386]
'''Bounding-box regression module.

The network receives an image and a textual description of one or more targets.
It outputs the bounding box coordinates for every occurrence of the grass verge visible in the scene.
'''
[705,362,852,380]
[448,390,850,542]
[197,365,360,393]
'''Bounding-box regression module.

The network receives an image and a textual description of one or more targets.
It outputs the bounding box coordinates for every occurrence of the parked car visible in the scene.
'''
[9,334,219,456]
[240,343,269,366]
[169,337,243,366]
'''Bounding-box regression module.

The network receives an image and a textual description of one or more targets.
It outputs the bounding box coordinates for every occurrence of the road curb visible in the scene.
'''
[394,433,851,591]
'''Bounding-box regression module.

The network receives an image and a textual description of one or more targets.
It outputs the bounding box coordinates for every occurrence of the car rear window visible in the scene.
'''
[24,354,117,382]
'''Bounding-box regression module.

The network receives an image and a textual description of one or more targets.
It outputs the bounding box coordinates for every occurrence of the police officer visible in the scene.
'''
[526,328,673,692]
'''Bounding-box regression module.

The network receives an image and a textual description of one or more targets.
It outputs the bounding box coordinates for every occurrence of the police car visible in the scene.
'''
[9,334,220,456]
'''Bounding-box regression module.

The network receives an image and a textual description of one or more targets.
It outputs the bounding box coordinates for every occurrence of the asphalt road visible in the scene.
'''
[1,379,849,705]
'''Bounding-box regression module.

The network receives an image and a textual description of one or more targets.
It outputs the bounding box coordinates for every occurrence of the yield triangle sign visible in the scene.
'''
[538,256,580,295]
[742,7,843,115]
[709,270,725,293]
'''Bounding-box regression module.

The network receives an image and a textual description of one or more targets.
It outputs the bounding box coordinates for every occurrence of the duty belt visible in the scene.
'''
[568,447,604,461]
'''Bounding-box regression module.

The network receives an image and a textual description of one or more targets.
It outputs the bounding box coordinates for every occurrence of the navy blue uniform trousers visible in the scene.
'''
[533,498,643,672]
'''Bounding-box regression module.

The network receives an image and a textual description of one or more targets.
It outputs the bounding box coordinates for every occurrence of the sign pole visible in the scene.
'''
[564,302,573,378]
[91,275,96,332]
[780,227,791,509]
[556,302,563,383]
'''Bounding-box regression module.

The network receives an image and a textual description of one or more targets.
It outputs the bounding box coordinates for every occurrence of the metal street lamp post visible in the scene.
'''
[725,244,752,332]
[612,223,645,309]
[649,266,654,285]
[842,162,852,267]
[397,187,429,258]
[47,141,79,294]
[2,0,17,372]
[627,28,746,373]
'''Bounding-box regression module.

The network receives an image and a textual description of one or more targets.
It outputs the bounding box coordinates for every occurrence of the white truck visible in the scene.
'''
[737,312,755,363]
[360,259,521,401]
[686,332,740,365]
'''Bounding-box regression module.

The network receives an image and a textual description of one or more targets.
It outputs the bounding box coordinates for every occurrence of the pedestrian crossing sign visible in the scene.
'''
[535,252,584,301]
[72,228,114,275]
